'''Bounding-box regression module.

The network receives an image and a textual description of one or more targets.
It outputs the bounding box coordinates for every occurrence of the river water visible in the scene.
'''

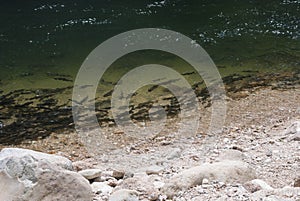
[0,0,299,143]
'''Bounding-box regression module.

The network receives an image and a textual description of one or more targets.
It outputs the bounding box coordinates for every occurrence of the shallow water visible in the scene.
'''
[0,0,299,143]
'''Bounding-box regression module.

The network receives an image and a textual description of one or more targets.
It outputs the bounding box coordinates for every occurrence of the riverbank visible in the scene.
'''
[0,85,299,200]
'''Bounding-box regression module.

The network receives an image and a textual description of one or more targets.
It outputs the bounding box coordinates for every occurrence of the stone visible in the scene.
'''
[116,175,160,200]
[266,150,273,157]
[153,181,165,189]
[217,149,245,161]
[29,161,93,201]
[78,168,102,180]
[162,160,256,198]
[101,170,125,180]
[278,186,300,197]
[244,179,274,193]
[94,175,113,182]
[107,178,119,187]
[0,148,73,171]
[91,182,113,195]
[112,169,125,179]
[161,140,172,146]
[294,178,300,187]
[146,165,164,175]
[0,148,93,201]
[124,171,134,179]
[251,186,300,200]
[202,178,209,185]
[72,159,98,171]
[166,148,181,160]
[285,121,300,135]
[109,189,139,201]
[285,121,300,141]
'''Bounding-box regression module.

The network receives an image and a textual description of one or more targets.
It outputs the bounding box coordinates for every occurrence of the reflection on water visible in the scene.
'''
[0,0,299,143]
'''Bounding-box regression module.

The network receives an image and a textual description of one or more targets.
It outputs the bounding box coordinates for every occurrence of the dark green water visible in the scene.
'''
[0,0,299,143]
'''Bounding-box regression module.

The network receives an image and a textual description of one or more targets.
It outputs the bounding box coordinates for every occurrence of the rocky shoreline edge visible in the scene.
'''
[1,124,299,201]
[0,120,299,200]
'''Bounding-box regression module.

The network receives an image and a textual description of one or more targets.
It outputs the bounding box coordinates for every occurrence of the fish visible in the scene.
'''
[53,77,73,82]
[47,72,72,78]
[182,71,195,75]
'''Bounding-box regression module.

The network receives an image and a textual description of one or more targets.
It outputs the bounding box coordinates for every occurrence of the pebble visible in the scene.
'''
[91,182,113,195]
[112,170,125,179]
[146,165,164,175]
[78,169,102,180]
[153,181,165,189]
[108,189,139,201]
[243,179,274,193]
[294,178,300,187]
[166,148,181,160]
[161,140,172,146]
[266,150,273,157]
[202,178,209,185]
[102,170,125,180]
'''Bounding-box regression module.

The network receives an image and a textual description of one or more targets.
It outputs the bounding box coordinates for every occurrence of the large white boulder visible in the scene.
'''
[0,148,93,201]
[0,148,73,171]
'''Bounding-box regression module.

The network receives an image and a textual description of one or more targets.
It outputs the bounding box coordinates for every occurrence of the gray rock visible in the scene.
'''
[153,181,165,189]
[244,179,274,193]
[202,178,209,185]
[251,186,300,200]
[91,182,113,195]
[294,178,300,187]
[112,169,125,179]
[285,121,300,135]
[146,165,164,175]
[217,149,245,161]
[124,171,134,179]
[101,170,125,180]
[0,148,92,201]
[285,121,300,141]
[94,175,113,182]
[162,160,256,198]
[28,161,93,201]
[78,168,102,180]
[72,159,98,171]
[166,148,181,160]
[109,189,139,201]
[276,186,300,197]
[0,148,73,171]
[116,175,160,200]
